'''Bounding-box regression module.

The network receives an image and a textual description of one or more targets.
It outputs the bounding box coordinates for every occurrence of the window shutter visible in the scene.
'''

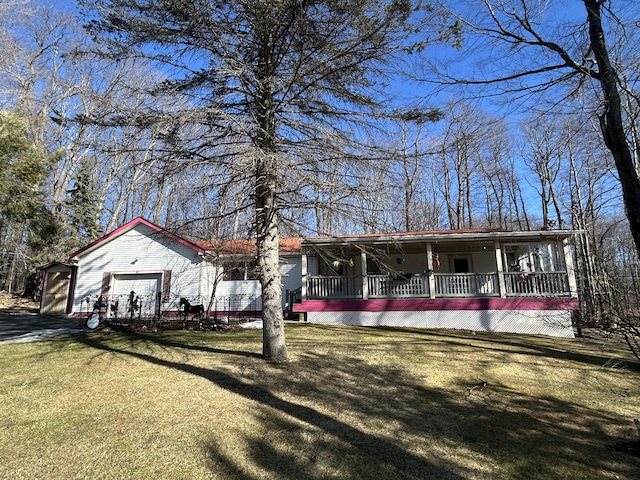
[101,272,111,296]
[162,270,172,302]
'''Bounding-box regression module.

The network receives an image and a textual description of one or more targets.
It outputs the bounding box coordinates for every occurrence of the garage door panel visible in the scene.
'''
[111,273,161,317]
[113,274,161,296]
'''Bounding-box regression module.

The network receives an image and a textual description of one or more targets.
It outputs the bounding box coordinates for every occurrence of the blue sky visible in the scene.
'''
[20,0,627,224]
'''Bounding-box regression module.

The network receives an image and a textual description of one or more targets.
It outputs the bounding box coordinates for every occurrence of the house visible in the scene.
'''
[291,228,579,338]
[38,217,301,322]
[39,218,580,338]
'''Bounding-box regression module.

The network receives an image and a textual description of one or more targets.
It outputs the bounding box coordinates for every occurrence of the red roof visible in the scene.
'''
[72,218,569,261]
[194,237,302,255]
[69,217,303,259]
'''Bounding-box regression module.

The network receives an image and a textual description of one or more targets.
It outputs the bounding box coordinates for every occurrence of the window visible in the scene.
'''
[366,258,382,275]
[223,261,258,281]
[224,267,245,281]
[504,243,562,273]
[319,259,344,276]
[532,243,561,271]
[505,245,530,271]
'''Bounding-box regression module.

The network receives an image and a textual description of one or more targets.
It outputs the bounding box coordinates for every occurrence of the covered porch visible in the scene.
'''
[297,229,577,301]
[292,229,578,337]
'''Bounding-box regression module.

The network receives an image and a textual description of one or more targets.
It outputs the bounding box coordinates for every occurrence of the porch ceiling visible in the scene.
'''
[305,241,494,256]
[302,229,577,253]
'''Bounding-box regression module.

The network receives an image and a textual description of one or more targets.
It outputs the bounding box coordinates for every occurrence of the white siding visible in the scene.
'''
[212,254,303,310]
[216,280,261,303]
[72,224,204,314]
[281,254,302,307]
[71,224,302,316]
[472,252,497,273]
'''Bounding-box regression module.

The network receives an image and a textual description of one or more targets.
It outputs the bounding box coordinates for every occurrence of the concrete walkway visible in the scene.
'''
[0,311,84,344]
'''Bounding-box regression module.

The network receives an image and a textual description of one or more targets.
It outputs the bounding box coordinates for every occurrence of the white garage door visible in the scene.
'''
[112,273,161,317]
[113,273,161,296]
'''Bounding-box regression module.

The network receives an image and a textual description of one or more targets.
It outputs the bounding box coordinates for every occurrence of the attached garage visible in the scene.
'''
[38,217,207,318]
[38,217,303,321]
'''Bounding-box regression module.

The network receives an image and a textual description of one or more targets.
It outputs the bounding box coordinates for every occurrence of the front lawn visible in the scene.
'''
[0,324,639,479]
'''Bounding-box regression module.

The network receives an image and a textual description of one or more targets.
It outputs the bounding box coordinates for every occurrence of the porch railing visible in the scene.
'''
[434,273,499,297]
[307,275,361,298]
[504,271,569,296]
[305,271,571,299]
[368,274,429,298]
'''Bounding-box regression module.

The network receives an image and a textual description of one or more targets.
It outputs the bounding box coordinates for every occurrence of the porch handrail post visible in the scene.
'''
[301,252,307,300]
[426,243,436,299]
[360,250,369,300]
[494,240,507,298]
[563,237,578,296]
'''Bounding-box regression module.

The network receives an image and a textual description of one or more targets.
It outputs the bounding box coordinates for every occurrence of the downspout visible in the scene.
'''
[563,237,578,297]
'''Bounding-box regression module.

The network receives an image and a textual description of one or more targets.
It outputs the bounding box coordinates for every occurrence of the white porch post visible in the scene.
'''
[494,240,507,298]
[301,252,308,300]
[360,250,369,300]
[562,238,578,296]
[426,243,436,299]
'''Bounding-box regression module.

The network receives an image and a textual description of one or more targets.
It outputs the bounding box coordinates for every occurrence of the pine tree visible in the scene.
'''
[63,158,102,246]
[0,110,58,292]
[79,0,453,361]
[0,111,50,223]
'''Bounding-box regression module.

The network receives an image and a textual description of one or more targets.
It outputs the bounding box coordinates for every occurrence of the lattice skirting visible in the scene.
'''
[305,309,574,338]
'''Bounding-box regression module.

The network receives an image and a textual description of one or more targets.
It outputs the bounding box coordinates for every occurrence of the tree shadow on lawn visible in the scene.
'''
[370,326,640,371]
[55,330,265,360]
[73,332,640,480]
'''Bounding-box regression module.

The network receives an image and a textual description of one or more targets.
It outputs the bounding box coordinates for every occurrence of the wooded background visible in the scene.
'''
[1,1,638,346]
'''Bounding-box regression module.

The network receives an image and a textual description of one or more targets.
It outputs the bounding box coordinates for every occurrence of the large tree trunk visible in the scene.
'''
[585,0,640,256]
[256,154,288,362]
[255,14,288,362]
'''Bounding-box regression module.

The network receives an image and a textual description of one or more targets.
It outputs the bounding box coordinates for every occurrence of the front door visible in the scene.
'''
[453,256,470,273]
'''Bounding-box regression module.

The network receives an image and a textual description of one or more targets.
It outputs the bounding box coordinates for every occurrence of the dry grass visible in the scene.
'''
[0,324,639,479]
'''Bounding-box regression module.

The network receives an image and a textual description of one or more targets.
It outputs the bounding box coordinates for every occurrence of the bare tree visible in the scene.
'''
[392,112,437,231]
[519,116,567,230]
[476,120,523,229]
[0,2,259,291]
[434,102,492,229]
[430,0,640,254]
[79,0,453,361]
